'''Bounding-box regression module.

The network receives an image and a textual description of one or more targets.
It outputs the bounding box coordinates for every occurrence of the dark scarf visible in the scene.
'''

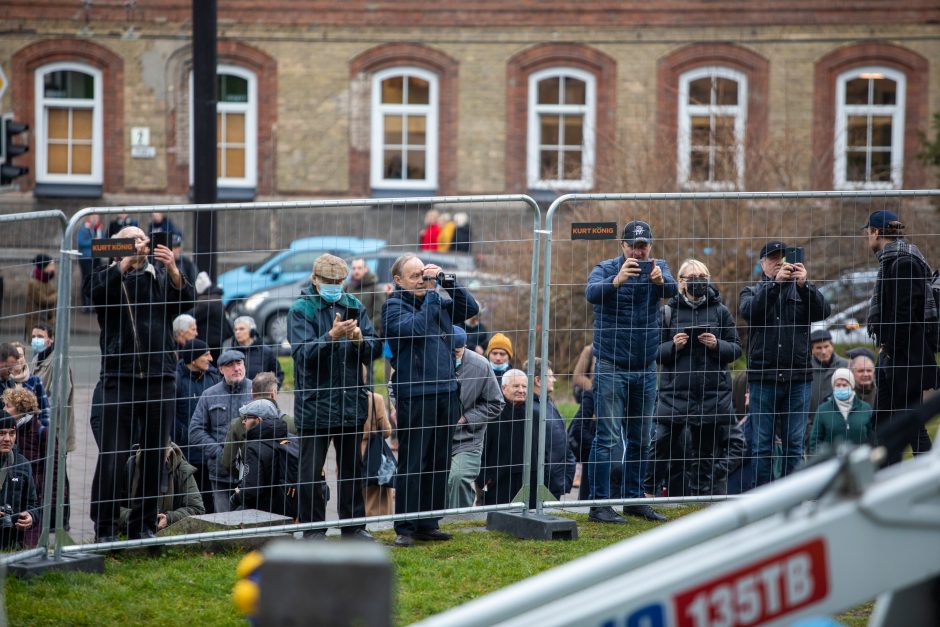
[32,267,54,283]
[868,239,933,341]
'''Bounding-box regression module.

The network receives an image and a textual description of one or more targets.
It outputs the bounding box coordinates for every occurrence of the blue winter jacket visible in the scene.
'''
[585,255,678,370]
[383,285,479,399]
[174,360,222,464]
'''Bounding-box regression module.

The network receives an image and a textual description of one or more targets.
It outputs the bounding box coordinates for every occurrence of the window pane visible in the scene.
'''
[847,116,869,148]
[845,151,867,181]
[384,115,403,146]
[218,74,249,103]
[406,115,426,146]
[72,109,93,140]
[405,149,426,180]
[538,77,560,105]
[845,78,869,105]
[217,148,223,177]
[47,108,69,140]
[562,149,582,180]
[869,151,892,181]
[690,150,709,181]
[541,115,560,145]
[48,144,69,174]
[225,113,246,143]
[871,78,897,106]
[381,77,404,104]
[540,150,559,179]
[225,148,246,178]
[870,116,892,147]
[715,78,738,105]
[713,149,734,182]
[691,116,710,146]
[72,144,93,175]
[714,116,735,148]
[217,113,222,138]
[407,77,430,105]
[44,70,94,99]
[689,78,711,105]
[563,78,586,105]
[384,150,403,178]
[564,115,583,146]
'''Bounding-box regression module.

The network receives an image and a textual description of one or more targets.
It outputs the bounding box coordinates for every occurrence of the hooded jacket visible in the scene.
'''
[188,377,253,484]
[174,360,223,464]
[121,442,205,529]
[453,349,504,456]
[383,284,479,399]
[739,274,830,383]
[656,287,742,426]
[288,285,383,431]
[240,416,295,517]
[586,255,678,370]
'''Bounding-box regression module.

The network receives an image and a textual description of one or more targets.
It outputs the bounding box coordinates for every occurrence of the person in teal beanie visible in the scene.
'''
[808,368,872,455]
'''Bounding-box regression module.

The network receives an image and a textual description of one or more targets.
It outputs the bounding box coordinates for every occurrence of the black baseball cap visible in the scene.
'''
[759,241,786,259]
[622,220,653,245]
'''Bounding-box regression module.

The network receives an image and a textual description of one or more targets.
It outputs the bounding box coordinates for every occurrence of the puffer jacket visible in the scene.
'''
[174,360,223,464]
[656,288,742,426]
[188,377,253,484]
[739,274,830,383]
[88,262,194,378]
[383,284,479,399]
[586,255,678,370]
[288,285,383,431]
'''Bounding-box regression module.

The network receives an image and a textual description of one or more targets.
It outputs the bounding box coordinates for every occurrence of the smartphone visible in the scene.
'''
[683,326,712,338]
[636,260,654,274]
[150,231,171,253]
[784,246,804,265]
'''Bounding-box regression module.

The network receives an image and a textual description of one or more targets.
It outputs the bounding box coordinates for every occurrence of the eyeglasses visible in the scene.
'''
[680,275,709,280]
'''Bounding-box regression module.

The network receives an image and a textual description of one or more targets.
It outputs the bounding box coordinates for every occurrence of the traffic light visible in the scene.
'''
[1,114,29,186]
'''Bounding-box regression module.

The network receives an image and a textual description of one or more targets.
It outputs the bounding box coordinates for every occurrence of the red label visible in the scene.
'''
[674,538,829,627]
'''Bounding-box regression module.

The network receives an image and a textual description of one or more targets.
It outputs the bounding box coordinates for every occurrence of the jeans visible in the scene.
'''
[447,450,482,509]
[589,360,656,500]
[748,380,811,487]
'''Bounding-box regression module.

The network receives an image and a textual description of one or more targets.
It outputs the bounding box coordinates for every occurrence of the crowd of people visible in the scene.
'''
[0,208,935,549]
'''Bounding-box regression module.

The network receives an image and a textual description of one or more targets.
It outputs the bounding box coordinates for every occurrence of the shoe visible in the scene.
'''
[342,529,374,542]
[412,529,452,542]
[128,529,157,541]
[95,535,119,544]
[623,505,667,522]
[393,534,415,547]
[303,529,328,540]
[588,506,627,524]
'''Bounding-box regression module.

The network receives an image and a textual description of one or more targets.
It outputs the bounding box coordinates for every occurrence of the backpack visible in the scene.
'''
[272,436,301,519]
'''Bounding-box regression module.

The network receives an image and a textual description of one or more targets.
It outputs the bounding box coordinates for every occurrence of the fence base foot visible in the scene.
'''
[8,552,105,580]
[486,511,578,541]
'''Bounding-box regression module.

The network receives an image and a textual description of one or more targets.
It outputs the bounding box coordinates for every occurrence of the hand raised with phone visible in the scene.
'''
[329,312,360,341]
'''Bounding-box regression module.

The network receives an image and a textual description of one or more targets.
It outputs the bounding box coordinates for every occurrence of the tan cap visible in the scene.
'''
[313,253,349,280]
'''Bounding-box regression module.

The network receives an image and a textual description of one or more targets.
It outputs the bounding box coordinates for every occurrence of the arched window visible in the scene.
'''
[189,65,258,191]
[527,68,596,190]
[370,67,439,190]
[834,67,905,189]
[677,66,747,189]
[34,62,103,185]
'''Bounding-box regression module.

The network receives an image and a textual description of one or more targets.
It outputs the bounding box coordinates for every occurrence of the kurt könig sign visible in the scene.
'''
[571,222,617,240]
[91,238,137,258]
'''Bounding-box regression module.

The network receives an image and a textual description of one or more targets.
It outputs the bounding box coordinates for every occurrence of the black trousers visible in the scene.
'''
[297,425,365,529]
[646,421,724,497]
[874,365,933,465]
[92,376,173,538]
[394,392,459,535]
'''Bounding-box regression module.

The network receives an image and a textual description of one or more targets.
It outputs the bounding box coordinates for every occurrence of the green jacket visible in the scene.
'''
[808,396,872,455]
[120,442,206,529]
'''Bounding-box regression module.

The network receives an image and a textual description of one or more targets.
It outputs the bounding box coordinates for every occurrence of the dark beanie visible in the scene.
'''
[33,254,54,269]
[0,411,16,430]
[181,339,210,364]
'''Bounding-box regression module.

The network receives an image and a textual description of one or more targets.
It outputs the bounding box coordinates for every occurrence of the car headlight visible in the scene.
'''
[243,291,269,313]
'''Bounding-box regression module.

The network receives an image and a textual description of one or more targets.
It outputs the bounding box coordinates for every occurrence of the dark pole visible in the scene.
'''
[192,0,218,278]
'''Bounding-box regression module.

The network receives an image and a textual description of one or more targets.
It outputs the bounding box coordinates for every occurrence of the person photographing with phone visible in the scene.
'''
[739,241,830,488]
[584,220,677,523]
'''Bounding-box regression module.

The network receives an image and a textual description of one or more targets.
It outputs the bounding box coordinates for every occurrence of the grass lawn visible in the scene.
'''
[4,507,876,625]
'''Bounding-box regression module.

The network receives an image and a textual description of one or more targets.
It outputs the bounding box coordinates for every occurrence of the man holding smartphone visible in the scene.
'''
[585,220,677,523]
[739,241,830,488]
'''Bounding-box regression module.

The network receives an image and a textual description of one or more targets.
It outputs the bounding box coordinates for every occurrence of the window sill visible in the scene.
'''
[34,183,103,199]
[186,186,257,202]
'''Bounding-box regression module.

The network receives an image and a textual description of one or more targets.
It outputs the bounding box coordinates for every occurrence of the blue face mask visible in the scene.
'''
[318,284,343,303]
[491,362,509,374]
[31,337,47,353]
[455,359,462,369]
[833,388,852,401]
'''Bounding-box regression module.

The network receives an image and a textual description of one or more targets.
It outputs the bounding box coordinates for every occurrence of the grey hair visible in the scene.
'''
[172,314,196,336]
[501,368,527,388]
[233,316,257,331]
[391,253,420,280]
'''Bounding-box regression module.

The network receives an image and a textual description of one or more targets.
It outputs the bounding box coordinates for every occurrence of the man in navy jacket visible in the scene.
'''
[383,253,478,547]
[585,221,677,523]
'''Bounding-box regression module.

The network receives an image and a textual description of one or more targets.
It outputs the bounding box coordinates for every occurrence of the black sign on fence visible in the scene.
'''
[91,238,136,258]
[571,222,618,240]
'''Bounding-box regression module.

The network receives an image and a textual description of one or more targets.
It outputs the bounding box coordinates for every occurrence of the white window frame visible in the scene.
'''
[526,67,596,191]
[677,66,747,190]
[834,66,905,190]
[370,67,439,190]
[34,62,104,185]
[188,64,258,189]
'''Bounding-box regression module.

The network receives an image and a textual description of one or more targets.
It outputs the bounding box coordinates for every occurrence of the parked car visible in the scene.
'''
[216,236,386,304]
[812,268,878,345]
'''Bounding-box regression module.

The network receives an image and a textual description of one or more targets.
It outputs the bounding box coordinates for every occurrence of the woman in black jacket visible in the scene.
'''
[232,315,284,386]
[651,259,742,497]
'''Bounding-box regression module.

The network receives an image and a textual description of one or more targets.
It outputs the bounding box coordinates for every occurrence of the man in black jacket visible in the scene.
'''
[863,210,937,464]
[0,412,39,549]
[288,254,383,540]
[233,399,296,518]
[87,225,193,541]
[739,241,830,488]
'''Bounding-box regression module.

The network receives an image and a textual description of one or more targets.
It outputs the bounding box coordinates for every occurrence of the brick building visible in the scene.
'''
[1,1,938,205]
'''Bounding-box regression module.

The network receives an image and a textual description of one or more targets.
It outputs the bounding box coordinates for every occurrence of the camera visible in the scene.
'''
[421,272,457,289]
[0,504,20,529]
